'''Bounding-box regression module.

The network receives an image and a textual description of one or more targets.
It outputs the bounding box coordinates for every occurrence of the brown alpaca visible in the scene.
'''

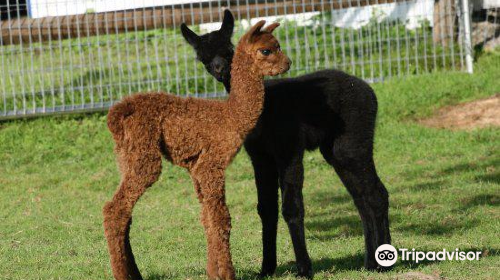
[102,21,290,280]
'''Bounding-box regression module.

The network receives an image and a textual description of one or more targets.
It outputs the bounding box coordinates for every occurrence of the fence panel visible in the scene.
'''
[0,0,486,120]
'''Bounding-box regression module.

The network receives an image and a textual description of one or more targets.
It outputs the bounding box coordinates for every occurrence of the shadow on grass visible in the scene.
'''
[409,179,447,191]
[475,170,500,184]
[304,188,364,240]
[457,194,500,212]
[307,247,499,275]
[440,156,499,184]
[305,215,364,239]
[396,218,480,236]
[399,155,499,191]
[144,248,500,280]
[145,273,170,280]
[312,253,365,272]
[392,178,449,194]
[269,250,439,277]
[144,254,367,280]
[146,268,264,280]
[474,247,500,258]
[257,253,367,278]
[307,189,353,206]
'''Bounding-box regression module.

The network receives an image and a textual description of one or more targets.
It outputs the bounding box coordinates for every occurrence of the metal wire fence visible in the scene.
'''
[0,0,494,120]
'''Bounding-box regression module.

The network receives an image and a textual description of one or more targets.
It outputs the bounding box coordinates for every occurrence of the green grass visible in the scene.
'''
[0,50,499,280]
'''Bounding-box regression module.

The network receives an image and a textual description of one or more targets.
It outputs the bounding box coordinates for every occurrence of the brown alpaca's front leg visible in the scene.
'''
[201,204,221,279]
[207,197,235,280]
[197,169,235,280]
[192,177,219,279]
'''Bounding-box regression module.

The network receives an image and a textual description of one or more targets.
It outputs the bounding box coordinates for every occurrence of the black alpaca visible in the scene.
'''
[181,10,391,278]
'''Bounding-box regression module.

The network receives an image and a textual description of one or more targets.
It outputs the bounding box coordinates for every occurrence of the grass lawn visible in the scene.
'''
[0,50,499,279]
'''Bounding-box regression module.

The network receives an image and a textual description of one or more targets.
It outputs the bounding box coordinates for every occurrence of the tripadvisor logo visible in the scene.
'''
[375,244,482,267]
[375,244,398,267]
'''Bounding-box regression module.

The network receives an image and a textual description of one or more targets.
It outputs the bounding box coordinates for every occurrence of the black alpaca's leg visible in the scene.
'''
[278,155,313,278]
[250,154,280,277]
[320,140,391,271]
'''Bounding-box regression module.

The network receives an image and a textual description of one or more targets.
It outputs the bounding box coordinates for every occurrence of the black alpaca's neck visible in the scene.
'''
[223,79,231,93]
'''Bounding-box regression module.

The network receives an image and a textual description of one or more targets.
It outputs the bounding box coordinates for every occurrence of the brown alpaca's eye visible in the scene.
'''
[260,49,271,56]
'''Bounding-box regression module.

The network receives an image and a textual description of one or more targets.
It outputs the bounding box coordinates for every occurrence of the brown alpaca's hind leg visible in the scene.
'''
[192,164,235,280]
[192,177,219,279]
[103,148,162,280]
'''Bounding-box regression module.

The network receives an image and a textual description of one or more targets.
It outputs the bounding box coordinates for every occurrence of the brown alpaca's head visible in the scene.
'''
[237,21,291,77]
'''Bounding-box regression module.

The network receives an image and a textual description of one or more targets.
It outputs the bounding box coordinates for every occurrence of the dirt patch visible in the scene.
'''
[395,272,442,280]
[419,94,500,130]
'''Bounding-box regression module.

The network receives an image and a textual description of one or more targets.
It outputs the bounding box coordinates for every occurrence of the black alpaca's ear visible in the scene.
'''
[180,23,200,47]
[220,10,234,38]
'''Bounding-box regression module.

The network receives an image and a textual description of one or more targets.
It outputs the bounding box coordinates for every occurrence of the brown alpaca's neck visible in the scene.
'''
[227,48,265,138]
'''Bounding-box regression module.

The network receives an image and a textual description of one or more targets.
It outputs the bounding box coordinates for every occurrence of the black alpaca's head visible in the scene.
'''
[181,10,235,91]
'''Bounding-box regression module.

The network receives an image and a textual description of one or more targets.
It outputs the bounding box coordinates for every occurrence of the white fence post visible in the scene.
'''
[462,0,474,73]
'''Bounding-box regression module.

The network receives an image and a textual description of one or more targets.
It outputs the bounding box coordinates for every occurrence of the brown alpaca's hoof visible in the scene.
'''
[110,269,143,280]
[125,264,144,280]
[218,268,236,280]
[206,262,220,280]
[126,272,144,280]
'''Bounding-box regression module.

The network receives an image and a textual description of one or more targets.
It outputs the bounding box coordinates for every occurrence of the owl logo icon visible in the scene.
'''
[375,244,398,267]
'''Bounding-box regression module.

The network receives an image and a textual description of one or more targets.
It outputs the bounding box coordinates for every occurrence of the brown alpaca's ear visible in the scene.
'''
[246,20,266,43]
[263,22,280,33]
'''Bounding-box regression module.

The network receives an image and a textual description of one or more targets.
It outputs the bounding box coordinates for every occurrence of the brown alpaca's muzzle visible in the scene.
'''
[263,53,291,76]
[279,55,292,74]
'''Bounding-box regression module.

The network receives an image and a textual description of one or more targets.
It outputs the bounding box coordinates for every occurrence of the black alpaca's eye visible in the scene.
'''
[260,49,271,56]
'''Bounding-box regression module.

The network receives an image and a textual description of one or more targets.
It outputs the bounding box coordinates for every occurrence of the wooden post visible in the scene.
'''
[433,0,457,46]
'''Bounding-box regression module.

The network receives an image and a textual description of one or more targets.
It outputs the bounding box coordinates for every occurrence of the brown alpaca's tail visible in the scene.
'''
[107,100,134,141]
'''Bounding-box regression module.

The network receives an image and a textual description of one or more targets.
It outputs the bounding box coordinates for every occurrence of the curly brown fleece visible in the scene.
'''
[102,21,290,280]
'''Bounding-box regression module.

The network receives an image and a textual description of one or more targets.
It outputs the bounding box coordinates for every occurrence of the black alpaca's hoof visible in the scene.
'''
[258,271,273,278]
[259,264,276,278]
[376,265,392,272]
[365,261,392,272]
[296,264,313,279]
[364,258,379,271]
